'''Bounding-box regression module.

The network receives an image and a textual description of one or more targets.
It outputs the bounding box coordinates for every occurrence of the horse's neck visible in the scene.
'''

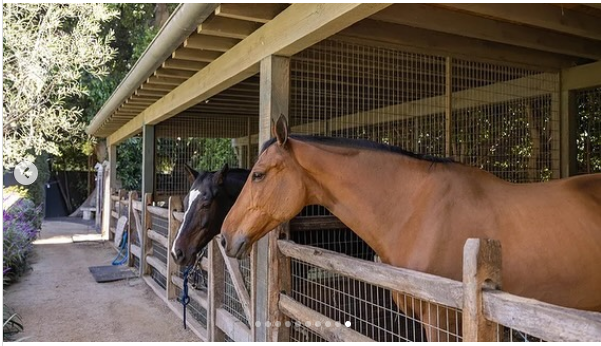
[293,141,435,258]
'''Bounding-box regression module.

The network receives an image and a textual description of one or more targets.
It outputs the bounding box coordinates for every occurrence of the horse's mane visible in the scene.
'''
[261,135,455,164]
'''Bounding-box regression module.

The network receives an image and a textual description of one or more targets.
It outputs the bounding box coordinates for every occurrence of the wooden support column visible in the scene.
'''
[127,191,138,267]
[247,116,252,169]
[142,193,153,276]
[551,84,561,179]
[560,61,601,177]
[445,56,453,157]
[140,124,155,276]
[462,238,502,342]
[208,239,226,341]
[253,55,290,342]
[166,196,183,301]
[101,143,116,239]
[560,86,578,178]
[109,144,117,187]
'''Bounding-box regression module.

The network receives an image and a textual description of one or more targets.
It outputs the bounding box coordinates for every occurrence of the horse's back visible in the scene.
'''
[501,173,601,311]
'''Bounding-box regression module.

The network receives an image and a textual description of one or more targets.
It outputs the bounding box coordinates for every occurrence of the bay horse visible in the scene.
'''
[171,164,249,266]
[221,116,601,341]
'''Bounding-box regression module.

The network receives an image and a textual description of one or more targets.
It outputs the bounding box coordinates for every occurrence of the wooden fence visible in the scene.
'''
[107,188,601,342]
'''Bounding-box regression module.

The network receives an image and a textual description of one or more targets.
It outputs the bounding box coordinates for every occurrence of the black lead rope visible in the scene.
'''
[180,266,191,329]
[179,248,207,329]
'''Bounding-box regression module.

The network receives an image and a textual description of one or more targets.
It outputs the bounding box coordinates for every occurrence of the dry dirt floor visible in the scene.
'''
[4,218,197,342]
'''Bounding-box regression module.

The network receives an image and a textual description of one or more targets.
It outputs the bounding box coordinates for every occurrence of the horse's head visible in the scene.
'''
[221,116,308,258]
[171,164,232,266]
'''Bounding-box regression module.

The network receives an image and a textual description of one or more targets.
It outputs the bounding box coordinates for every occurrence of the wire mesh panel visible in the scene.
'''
[451,59,559,182]
[576,87,601,174]
[149,213,169,291]
[131,209,142,247]
[290,221,464,342]
[174,286,209,329]
[224,257,251,328]
[154,113,257,199]
[290,39,447,158]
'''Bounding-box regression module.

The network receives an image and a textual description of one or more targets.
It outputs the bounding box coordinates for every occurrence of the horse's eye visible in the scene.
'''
[252,172,265,182]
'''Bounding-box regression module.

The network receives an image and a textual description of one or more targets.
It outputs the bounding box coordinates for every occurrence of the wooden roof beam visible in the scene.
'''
[162,59,208,72]
[108,3,391,145]
[140,83,176,92]
[372,4,601,60]
[171,48,222,62]
[215,3,288,23]
[154,68,196,79]
[338,20,580,71]
[185,34,241,52]
[437,4,601,41]
[147,76,183,86]
[198,16,262,40]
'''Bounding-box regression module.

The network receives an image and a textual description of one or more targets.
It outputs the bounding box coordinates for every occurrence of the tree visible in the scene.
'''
[2,4,118,168]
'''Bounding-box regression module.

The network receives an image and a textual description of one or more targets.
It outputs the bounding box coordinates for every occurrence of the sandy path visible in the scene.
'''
[4,218,197,342]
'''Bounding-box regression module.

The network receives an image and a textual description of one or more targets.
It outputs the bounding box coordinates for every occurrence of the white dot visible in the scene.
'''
[335,322,341,328]
[275,321,281,328]
[345,321,351,327]
[255,321,262,327]
[325,321,331,327]
[305,321,312,327]
[315,321,321,327]
[265,321,271,327]
[285,321,291,328]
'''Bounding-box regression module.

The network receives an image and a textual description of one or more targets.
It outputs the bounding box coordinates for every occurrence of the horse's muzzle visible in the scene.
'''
[222,234,248,259]
[171,248,186,265]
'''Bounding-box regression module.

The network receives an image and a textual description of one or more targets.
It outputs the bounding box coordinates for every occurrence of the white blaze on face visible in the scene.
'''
[171,189,201,257]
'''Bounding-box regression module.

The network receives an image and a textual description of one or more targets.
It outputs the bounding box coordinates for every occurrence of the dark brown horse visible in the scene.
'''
[221,116,601,340]
[171,164,249,266]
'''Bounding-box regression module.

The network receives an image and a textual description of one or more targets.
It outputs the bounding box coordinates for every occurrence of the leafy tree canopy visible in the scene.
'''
[3,3,117,168]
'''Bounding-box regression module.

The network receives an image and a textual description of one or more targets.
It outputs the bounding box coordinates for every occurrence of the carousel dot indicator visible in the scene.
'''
[345,321,351,327]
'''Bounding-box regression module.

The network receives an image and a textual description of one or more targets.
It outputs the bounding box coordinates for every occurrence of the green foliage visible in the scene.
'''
[156,137,239,174]
[576,87,601,174]
[116,137,143,191]
[2,4,118,169]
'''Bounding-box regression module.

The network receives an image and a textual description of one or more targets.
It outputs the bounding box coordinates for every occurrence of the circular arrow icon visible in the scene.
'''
[14,161,38,185]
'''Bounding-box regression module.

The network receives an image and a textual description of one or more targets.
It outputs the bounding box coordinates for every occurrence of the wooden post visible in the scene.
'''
[247,116,252,169]
[208,239,226,341]
[141,124,155,276]
[462,238,502,342]
[101,144,116,239]
[127,191,138,267]
[114,189,126,242]
[445,56,453,157]
[256,55,290,342]
[560,87,578,178]
[142,192,153,276]
[269,224,290,342]
[551,85,561,180]
[166,195,182,301]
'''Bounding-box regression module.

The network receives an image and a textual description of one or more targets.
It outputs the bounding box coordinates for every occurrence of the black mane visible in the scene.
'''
[261,135,454,164]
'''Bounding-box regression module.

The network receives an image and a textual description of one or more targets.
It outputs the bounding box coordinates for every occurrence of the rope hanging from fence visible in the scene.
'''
[179,247,207,329]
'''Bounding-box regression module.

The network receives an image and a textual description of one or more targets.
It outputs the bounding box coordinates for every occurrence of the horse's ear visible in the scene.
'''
[214,163,229,186]
[273,114,289,148]
[184,164,199,184]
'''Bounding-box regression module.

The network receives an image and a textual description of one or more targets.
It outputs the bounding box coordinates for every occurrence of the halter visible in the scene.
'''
[179,246,208,329]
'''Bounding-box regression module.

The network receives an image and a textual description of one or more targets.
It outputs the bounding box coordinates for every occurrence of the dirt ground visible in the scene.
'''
[4,218,198,342]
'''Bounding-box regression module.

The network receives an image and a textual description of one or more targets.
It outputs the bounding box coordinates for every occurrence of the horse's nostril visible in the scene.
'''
[174,248,183,261]
[220,237,227,249]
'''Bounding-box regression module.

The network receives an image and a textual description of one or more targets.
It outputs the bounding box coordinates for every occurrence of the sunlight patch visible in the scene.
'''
[33,235,74,245]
